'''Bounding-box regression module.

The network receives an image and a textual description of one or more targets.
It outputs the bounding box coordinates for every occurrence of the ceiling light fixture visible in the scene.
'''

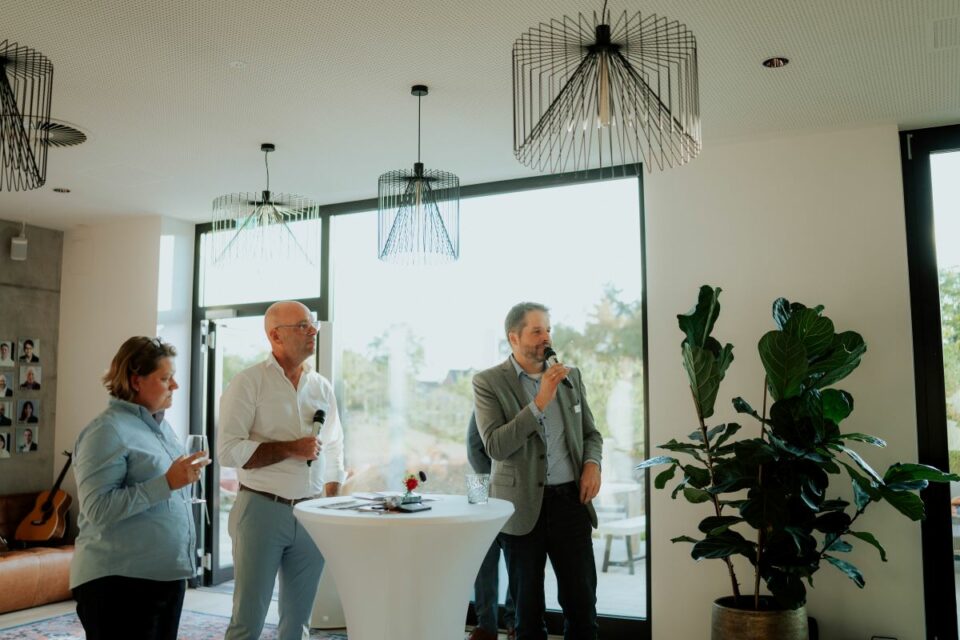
[762,57,790,68]
[512,1,700,174]
[211,143,320,264]
[377,85,460,265]
[0,40,54,191]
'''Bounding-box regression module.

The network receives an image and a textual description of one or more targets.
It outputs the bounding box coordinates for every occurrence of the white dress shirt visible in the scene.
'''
[217,354,345,500]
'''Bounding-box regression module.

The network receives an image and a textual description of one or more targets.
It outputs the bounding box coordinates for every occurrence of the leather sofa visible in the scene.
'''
[0,492,74,614]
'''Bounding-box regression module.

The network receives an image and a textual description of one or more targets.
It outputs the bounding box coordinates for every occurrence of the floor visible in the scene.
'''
[0,589,540,639]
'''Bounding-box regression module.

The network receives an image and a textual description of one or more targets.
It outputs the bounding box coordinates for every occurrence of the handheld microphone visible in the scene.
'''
[308,409,325,467]
[543,346,573,389]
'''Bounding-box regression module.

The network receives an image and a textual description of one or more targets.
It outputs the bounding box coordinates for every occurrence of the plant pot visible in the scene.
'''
[711,596,808,640]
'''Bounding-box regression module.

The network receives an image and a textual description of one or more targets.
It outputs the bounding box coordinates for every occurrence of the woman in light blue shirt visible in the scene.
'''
[71,337,209,640]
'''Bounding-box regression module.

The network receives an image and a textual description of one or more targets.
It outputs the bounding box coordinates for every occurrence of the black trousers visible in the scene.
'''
[73,575,186,640]
[499,482,599,640]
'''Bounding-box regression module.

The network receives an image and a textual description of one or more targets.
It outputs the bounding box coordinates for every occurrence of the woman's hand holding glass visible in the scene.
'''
[165,450,210,492]
[183,435,209,504]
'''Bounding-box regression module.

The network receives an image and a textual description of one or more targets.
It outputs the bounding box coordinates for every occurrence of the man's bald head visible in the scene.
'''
[264,301,311,334]
[264,301,317,366]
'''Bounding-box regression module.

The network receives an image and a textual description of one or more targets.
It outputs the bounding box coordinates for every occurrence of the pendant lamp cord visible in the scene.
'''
[417,93,422,164]
[264,149,271,192]
[601,0,608,22]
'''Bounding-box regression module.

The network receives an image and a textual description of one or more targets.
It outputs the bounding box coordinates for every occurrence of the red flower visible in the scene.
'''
[405,476,419,492]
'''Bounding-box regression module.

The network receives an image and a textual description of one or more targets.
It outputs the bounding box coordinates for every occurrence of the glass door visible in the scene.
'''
[203,315,270,584]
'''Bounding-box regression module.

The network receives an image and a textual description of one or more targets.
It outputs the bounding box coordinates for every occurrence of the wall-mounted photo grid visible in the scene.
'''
[19,365,41,391]
[15,400,39,453]
[0,341,14,459]
[17,338,39,364]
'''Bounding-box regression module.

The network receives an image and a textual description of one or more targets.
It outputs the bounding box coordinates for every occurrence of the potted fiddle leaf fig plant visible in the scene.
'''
[637,285,958,640]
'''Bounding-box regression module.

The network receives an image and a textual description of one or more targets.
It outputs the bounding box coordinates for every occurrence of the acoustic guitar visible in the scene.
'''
[15,451,73,542]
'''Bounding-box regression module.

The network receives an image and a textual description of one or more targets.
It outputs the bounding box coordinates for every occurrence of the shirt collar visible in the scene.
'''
[108,397,164,430]
[509,354,543,380]
[266,352,313,374]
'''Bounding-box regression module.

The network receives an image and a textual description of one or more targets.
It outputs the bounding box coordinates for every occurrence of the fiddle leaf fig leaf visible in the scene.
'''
[825,555,865,588]
[671,535,699,545]
[635,455,679,470]
[784,308,835,359]
[850,531,887,562]
[691,531,754,560]
[758,331,808,401]
[683,344,721,420]
[807,332,866,389]
[732,397,762,421]
[879,487,926,521]
[826,538,853,553]
[883,462,960,485]
[838,433,885,447]
[678,285,722,348]
[821,389,854,424]
[838,446,884,485]
[698,516,744,535]
[654,465,678,490]
[683,487,713,504]
[714,423,742,449]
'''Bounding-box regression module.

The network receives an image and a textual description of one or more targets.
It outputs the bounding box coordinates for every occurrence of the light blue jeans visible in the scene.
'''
[225,490,324,640]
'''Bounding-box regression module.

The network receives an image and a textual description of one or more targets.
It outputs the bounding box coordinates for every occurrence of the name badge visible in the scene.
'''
[574,403,582,414]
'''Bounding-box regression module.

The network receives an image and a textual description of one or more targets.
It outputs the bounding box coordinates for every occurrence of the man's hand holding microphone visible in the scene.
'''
[534,346,572,411]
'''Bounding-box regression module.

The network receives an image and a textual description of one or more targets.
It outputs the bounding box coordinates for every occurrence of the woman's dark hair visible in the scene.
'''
[102,337,176,401]
[19,401,34,421]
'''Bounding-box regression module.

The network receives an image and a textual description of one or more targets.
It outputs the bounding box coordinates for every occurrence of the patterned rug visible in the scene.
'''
[0,610,348,639]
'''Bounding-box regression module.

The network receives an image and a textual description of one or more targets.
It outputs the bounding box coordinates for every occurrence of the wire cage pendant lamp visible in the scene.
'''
[211,143,321,264]
[0,40,54,191]
[378,85,460,266]
[512,0,700,174]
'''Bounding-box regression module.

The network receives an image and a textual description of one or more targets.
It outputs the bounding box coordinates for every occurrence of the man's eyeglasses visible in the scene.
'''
[275,320,320,334]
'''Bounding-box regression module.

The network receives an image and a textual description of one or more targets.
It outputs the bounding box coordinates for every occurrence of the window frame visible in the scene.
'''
[900,123,960,640]
[191,166,652,637]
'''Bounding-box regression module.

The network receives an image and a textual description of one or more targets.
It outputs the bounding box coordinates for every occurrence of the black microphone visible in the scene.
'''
[543,346,573,388]
[308,409,325,467]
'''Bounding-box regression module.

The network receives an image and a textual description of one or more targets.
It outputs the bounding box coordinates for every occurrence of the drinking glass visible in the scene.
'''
[184,435,208,505]
[466,473,490,504]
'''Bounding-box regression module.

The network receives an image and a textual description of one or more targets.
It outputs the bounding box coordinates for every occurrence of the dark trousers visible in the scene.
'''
[74,575,186,640]
[474,535,516,633]
[499,482,598,640]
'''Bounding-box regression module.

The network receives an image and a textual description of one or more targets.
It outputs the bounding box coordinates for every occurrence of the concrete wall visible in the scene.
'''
[0,220,63,495]
[643,124,920,639]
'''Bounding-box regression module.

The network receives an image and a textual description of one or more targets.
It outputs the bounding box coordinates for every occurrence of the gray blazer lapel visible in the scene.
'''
[499,359,529,409]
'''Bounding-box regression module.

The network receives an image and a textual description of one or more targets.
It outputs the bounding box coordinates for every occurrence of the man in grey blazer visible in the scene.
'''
[473,302,602,640]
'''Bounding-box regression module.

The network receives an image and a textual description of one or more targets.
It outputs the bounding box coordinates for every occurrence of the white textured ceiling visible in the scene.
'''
[1,0,958,229]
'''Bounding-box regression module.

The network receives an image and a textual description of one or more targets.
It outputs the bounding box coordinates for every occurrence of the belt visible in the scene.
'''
[239,484,310,506]
[543,481,577,494]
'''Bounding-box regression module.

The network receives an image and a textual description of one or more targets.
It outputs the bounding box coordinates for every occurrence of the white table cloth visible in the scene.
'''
[295,494,513,640]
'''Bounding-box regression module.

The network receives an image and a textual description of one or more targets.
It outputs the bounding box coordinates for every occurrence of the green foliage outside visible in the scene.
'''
[338,287,646,494]
[940,267,960,473]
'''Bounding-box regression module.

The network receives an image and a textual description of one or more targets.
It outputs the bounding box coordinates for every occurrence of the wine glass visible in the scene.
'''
[184,435,208,505]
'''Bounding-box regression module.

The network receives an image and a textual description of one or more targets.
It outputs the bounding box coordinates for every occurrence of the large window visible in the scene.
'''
[330,177,646,619]
[193,171,649,631]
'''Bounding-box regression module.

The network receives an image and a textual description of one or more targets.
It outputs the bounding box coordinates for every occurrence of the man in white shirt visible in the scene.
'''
[218,301,345,640]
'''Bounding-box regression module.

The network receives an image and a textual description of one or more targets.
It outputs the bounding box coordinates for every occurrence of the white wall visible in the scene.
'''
[53,216,195,507]
[157,217,196,439]
[643,124,920,639]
